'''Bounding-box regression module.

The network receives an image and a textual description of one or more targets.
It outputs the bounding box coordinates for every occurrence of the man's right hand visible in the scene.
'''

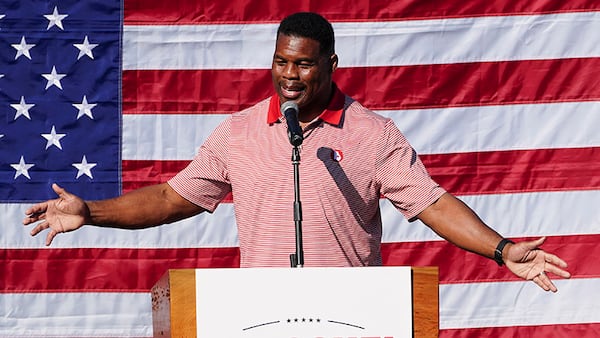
[23,183,89,246]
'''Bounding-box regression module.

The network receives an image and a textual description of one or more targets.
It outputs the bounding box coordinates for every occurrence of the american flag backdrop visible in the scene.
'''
[1,0,600,337]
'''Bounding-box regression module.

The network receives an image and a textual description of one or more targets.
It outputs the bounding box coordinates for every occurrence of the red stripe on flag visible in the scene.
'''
[122,69,271,115]
[121,159,188,191]
[124,0,600,24]
[123,58,600,114]
[1,234,595,292]
[421,147,600,195]
[122,147,600,195]
[441,323,600,338]
[0,247,239,293]
[121,160,234,201]
[382,234,597,284]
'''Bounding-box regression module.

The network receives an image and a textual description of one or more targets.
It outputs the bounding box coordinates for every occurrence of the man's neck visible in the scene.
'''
[297,84,335,125]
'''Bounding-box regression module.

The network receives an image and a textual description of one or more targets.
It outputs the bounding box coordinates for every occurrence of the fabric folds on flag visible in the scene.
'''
[1,1,599,337]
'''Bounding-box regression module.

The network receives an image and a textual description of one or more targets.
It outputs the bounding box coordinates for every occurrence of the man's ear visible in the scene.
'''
[330,54,339,73]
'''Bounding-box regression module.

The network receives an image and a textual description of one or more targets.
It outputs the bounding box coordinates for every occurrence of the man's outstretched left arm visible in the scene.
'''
[416,192,571,292]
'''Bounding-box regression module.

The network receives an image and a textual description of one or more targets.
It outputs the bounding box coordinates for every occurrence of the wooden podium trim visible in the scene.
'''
[152,269,196,338]
[412,266,439,338]
[152,267,438,338]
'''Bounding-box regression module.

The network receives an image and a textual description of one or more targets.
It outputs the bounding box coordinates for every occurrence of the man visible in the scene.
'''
[23,12,570,291]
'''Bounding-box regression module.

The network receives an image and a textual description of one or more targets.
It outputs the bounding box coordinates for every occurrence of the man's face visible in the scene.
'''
[271,34,338,117]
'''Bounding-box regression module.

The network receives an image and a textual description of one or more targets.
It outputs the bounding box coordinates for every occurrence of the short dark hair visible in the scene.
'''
[277,12,335,55]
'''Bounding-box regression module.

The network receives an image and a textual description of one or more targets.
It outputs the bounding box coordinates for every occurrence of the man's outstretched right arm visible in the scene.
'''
[23,182,205,246]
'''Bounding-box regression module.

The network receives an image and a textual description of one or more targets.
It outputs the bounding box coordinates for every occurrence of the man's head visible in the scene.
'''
[272,12,338,121]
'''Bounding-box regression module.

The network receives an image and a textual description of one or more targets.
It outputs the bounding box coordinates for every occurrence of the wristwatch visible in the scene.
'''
[494,238,514,266]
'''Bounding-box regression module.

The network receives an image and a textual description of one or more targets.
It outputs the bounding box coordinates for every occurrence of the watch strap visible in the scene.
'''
[494,238,515,266]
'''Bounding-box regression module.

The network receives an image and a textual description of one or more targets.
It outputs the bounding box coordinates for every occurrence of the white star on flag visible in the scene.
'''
[73,95,97,119]
[10,96,35,120]
[11,36,36,60]
[72,155,97,179]
[44,6,68,30]
[41,126,66,150]
[42,66,66,90]
[11,156,35,179]
[74,36,99,60]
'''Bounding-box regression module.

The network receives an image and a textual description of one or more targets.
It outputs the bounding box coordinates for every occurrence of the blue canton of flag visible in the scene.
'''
[0,0,121,202]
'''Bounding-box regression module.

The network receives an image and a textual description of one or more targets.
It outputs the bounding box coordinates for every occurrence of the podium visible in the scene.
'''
[152,267,438,337]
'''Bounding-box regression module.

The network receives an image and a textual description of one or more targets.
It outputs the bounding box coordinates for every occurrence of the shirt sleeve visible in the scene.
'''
[167,117,232,213]
[376,120,446,220]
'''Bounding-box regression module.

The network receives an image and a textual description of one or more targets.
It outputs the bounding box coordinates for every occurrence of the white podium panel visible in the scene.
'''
[195,267,413,338]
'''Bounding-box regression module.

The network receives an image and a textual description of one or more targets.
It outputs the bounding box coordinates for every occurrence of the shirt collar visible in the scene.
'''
[267,84,345,126]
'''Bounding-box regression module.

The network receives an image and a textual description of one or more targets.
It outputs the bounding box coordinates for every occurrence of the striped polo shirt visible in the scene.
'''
[168,86,445,267]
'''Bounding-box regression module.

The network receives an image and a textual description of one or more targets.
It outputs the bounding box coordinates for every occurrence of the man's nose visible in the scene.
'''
[283,62,299,78]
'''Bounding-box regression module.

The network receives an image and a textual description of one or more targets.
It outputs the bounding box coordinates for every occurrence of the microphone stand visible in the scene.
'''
[289,145,304,268]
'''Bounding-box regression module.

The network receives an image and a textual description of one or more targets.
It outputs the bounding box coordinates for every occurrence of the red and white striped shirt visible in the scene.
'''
[169,86,445,267]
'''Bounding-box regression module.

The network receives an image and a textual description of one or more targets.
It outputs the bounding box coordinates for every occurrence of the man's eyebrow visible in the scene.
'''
[273,54,317,63]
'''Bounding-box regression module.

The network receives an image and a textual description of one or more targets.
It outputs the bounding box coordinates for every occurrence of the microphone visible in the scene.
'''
[280,101,304,146]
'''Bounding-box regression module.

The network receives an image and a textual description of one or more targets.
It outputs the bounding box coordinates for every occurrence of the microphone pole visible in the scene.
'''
[290,145,303,268]
[281,101,304,268]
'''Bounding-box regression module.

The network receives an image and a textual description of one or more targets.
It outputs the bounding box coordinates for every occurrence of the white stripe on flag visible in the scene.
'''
[9,202,238,249]
[123,11,600,70]
[9,190,600,249]
[0,292,151,337]
[123,101,600,161]
[384,190,600,242]
[440,278,600,329]
[122,114,226,161]
[380,101,600,155]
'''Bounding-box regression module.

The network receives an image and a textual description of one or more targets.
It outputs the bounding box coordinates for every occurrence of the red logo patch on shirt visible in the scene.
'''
[332,149,344,162]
